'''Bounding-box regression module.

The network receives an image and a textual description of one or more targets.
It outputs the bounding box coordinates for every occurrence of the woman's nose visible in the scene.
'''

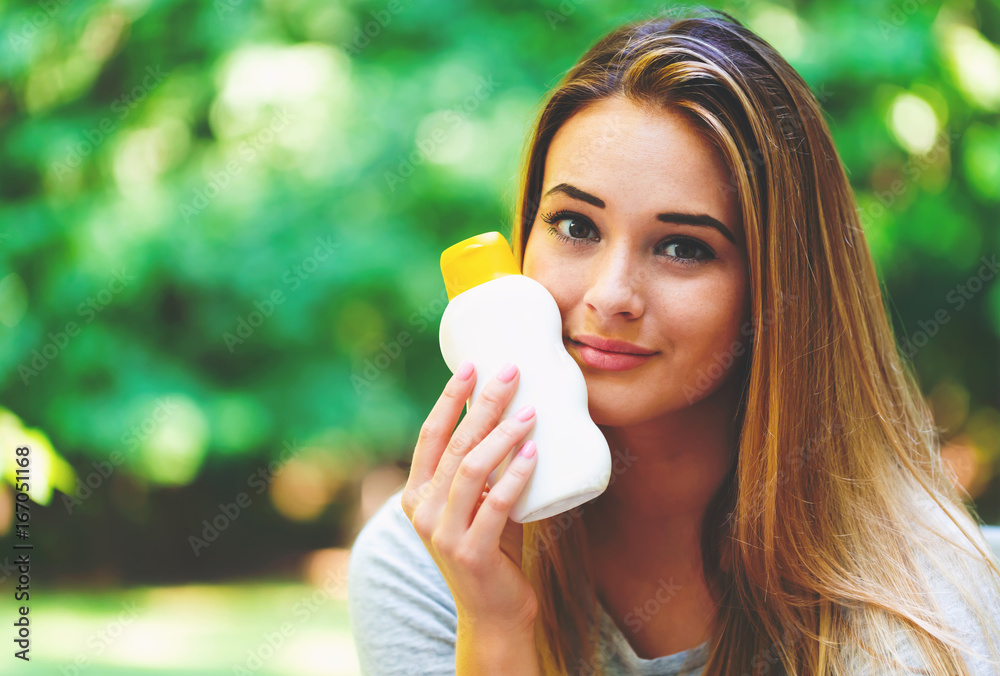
[581,246,644,320]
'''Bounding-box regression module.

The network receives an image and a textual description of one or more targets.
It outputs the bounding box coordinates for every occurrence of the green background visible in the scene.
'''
[1,0,999,672]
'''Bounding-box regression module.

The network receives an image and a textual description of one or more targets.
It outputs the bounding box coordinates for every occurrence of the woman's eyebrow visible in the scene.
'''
[544,183,607,208]
[542,182,736,244]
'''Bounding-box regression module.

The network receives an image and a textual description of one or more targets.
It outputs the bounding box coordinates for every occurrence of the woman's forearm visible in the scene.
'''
[455,618,541,676]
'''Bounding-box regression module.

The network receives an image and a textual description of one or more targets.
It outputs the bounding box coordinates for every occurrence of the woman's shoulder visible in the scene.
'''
[841,499,1000,675]
[349,486,441,576]
[346,487,460,675]
[347,485,457,616]
[917,501,1000,672]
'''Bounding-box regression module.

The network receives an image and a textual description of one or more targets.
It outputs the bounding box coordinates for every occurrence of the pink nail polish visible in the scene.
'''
[497,362,517,382]
[514,405,535,421]
[456,361,474,380]
[518,440,536,459]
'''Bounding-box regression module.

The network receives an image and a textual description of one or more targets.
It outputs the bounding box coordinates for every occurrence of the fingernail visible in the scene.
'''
[456,361,474,381]
[497,362,518,383]
[518,440,536,459]
[514,404,535,421]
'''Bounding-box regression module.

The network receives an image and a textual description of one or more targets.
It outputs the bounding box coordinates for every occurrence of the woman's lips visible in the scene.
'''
[567,339,656,371]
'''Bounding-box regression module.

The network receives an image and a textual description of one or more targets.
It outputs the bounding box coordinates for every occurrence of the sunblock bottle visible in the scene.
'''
[438,231,611,523]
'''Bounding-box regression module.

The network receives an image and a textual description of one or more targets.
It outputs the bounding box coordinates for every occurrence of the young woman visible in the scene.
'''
[348,8,1000,675]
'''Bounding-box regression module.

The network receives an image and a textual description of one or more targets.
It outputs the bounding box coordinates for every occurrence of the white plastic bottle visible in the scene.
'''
[438,231,611,523]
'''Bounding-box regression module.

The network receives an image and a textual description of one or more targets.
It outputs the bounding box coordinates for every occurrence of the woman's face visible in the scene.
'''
[522,96,750,427]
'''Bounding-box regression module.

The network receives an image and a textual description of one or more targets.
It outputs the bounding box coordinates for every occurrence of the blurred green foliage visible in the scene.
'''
[0,0,998,585]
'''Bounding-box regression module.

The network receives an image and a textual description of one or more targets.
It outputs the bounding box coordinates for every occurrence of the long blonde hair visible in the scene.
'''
[509,7,1000,675]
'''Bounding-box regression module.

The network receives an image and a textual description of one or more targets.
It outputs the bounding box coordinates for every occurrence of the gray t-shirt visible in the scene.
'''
[347,488,1000,675]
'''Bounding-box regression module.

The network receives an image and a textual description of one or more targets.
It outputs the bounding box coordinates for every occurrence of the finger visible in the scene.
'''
[425,363,521,509]
[468,438,538,546]
[441,405,536,534]
[407,362,477,494]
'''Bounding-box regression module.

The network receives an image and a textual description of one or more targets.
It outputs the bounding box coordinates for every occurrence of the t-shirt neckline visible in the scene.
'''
[596,600,710,672]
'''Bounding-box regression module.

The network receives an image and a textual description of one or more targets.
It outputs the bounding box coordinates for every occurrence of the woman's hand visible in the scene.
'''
[401,361,539,636]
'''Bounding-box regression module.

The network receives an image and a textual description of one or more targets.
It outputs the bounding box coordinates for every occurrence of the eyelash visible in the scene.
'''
[539,210,716,266]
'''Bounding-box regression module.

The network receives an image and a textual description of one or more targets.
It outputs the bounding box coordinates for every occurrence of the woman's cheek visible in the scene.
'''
[681,304,746,387]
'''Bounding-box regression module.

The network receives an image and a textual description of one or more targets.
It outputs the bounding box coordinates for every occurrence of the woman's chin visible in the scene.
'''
[587,400,648,428]
[586,387,692,427]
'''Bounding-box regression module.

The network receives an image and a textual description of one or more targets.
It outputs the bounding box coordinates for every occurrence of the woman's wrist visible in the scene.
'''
[456,615,540,675]
[457,608,538,637]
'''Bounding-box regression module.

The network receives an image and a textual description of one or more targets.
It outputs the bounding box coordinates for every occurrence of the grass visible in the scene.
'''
[26,582,360,675]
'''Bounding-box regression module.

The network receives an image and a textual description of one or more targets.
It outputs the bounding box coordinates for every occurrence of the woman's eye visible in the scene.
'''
[542,212,596,244]
[540,210,716,266]
[661,239,714,262]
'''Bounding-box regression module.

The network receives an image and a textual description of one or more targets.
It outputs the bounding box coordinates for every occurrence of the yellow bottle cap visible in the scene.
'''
[440,231,520,300]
